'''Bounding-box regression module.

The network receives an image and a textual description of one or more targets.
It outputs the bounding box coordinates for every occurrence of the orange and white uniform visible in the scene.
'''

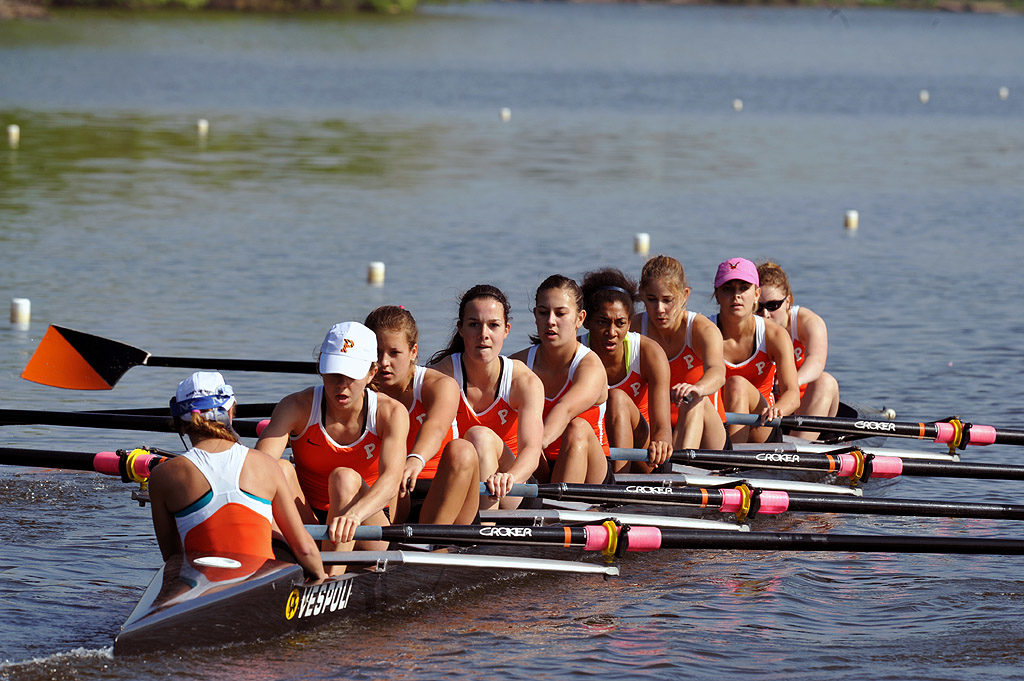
[407,365,457,480]
[583,330,649,424]
[174,443,275,560]
[711,314,776,406]
[450,353,518,454]
[525,344,609,461]
[289,386,383,513]
[788,305,809,399]
[640,311,724,424]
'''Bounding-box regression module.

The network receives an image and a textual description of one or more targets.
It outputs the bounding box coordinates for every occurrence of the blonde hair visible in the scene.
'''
[640,254,687,296]
[176,411,239,443]
[756,261,793,302]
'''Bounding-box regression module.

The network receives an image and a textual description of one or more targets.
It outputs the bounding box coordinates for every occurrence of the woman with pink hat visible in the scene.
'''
[711,257,800,444]
[257,322,409,573]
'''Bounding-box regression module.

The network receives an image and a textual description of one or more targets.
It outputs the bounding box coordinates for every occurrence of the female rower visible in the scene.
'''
[580,268,673,472]
[428,284,545,510]
[364,305,480,524]
[149,371,327,581]
[632,255,727,451]
[756,261,840,440]
[712,257,800,444]
[257,322,408,568]
[510,275,610,484]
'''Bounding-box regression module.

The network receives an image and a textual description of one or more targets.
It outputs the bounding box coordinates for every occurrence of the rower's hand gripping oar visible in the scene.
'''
[21,325,317,390]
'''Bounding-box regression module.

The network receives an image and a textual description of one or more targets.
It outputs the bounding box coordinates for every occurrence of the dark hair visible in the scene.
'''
[580,268,638,319]
[429,284,511,365]
[364,305,419,348]
[529,274,583,345]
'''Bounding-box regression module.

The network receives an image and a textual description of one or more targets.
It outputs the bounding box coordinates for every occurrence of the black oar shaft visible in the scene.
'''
[146,356,314,374]
[653,529,1024,555]
[675,449,1024,482]
[0,409,262,438]
[786,493,1024,521]
[0,446,104,472]
[363,524,594,547]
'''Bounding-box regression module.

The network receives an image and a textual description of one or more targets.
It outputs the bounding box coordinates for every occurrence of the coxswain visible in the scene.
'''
[711,257,800,443]
[428,284,545,510]
[149,371,327,581]
[510,275,610,484]
[364,305,480,524]
[632,255,727,450]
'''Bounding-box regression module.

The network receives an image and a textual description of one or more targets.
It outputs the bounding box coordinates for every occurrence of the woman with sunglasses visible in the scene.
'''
[756,261,840,440]
[712,257,800,444]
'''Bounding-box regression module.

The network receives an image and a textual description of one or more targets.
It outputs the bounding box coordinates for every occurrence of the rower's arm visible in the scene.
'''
[507,363,546,483]
[640,336,674,445]
[255,391,309,460]
[264,454,327,580]
[766,324,801,416]
[411,372,461,464]
[538,353,608,450]
[147,464,184,562]
[796,306,829,386]
[346,396,409,524]
[691,317,727,397]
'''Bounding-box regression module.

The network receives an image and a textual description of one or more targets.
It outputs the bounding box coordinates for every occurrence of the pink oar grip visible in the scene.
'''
[755,490,790,515]
[719,488,743,512]
[869,456,903,478]
[968,425,997,445]
[624,526,662,552]
[256,419,270,437]
[93,451,121,476]
[838,454,857,477]
[583,525,612,551]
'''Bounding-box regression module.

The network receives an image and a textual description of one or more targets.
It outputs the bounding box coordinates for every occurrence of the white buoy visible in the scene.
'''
[633,233,650,256]
[10,298,30,328]
[197,119,210,137]
[7,124,20,149]
[844,210,859,231]
[919,89,930,104]
[499,108,511,122]
[732,99,743,112]
[884,408,896,420]
[367,261,385,286]
[999,86,1010,101]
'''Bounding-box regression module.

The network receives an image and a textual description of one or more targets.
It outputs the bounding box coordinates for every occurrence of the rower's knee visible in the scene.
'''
[441,438,478,474]
[327,467,363,502]
[722,376,751,410]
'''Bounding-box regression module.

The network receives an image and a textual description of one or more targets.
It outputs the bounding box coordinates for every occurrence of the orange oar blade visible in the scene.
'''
[21,326,150,390]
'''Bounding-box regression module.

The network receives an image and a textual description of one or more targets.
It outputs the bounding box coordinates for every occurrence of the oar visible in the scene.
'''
[0,446,167,479]
[310,524,1024,557]
[612,447,1024,483]
[725,411,1024,448]
[21,325,316,390]
[319,550,619,575]
[487,482,1024,522]
[0,409,264,439]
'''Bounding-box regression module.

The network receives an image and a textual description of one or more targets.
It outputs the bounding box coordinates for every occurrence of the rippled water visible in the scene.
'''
[1,3,1023,679]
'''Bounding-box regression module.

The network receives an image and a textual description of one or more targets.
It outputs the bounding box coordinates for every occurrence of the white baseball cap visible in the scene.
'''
[170,371,236,422]
[318,322,378,379]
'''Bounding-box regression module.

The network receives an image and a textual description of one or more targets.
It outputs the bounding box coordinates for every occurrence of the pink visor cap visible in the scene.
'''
[318,321,378,379]
[714,257,759,289]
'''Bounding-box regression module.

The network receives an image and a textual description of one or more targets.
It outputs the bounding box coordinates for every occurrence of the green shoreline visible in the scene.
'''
[2,0,1021,19]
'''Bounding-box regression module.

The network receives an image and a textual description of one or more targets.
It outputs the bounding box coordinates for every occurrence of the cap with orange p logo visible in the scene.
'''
[318,322,378,379]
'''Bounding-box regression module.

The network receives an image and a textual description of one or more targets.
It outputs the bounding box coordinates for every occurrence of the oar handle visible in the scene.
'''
[147,356,316,374]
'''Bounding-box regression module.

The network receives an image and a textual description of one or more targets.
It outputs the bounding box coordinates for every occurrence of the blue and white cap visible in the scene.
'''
[170,371,236,423]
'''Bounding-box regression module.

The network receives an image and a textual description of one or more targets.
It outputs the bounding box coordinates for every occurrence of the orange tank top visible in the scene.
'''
[174,443,275,560]
[713,314,776,407]
[451,354,519,454]
[525,343,609,461]
[407,365,456,480]
[789,305,808,399]
[289,386,383,512]
[640,311,724,426]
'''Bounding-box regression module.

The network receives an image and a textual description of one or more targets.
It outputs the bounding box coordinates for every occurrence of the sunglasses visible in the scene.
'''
[757,299,786,314]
